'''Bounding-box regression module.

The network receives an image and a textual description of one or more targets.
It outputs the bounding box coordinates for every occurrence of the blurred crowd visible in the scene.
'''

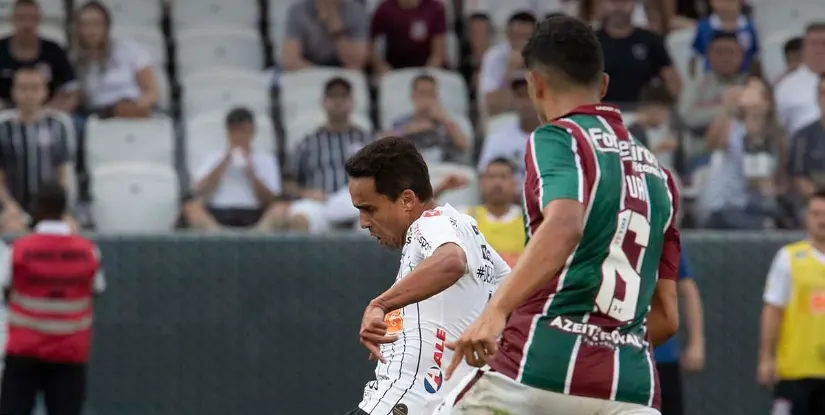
[0,0,824,250]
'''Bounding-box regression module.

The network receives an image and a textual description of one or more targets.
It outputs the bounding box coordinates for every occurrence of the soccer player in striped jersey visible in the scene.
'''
[436,15,681,415]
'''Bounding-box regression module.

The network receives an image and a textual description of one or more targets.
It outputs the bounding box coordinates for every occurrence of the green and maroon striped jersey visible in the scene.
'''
[488,104,681,409]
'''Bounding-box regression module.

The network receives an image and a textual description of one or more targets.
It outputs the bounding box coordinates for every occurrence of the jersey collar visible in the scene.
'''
[34,220,71,235]
[554,103,623,124]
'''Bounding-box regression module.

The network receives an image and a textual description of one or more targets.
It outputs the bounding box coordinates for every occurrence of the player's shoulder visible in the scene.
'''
[782,240,811,257]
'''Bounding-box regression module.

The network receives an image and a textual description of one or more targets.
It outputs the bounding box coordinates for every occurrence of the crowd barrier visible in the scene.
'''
[20,231,796,415]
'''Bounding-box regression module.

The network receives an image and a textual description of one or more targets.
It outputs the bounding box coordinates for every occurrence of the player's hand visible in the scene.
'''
[680,342,705,372]
[757,357,778,387]
[359,303,398,364]
[444,306,506,380]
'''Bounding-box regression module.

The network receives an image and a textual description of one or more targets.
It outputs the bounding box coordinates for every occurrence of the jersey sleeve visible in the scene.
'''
[532,123,593,209]
[763,248,791,307]
[412,214,469,259]
[658,169,681,281]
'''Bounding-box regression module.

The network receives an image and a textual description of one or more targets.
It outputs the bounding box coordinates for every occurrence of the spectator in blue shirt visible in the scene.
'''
[690,0,759,76]
[655,250,706,415]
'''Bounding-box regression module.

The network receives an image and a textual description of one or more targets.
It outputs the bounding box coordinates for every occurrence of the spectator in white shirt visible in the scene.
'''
[71,1,159,119]
[477,76,539,184]
[183,108,281,231]
[775,22,825,137]
[478,11,536,117]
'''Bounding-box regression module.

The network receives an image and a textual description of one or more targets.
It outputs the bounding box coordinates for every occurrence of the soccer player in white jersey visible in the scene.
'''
[342,136,511,415]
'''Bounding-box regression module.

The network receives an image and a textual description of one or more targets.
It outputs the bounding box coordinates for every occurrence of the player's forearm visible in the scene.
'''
[371,244,467,313]
[487,203,582,316]
[680,280,705,348]
[648,280,678,346]
[759,304,783,360]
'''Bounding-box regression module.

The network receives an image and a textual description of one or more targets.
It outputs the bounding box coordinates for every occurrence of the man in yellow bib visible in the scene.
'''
[760,190,825,414]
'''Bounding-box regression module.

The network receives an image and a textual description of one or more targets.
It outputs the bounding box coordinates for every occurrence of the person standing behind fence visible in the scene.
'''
[0,182,104,415]
[759,190,825,414]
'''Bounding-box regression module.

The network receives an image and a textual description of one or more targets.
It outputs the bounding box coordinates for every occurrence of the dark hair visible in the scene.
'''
[545,11,567,20]
[345,136,433,201]
[411,73,437,89]
[806,22,825,34]
[511,77,527,90]
[809,189,825,204]
[225,107,254,126]
[31,182,66,220]
[638,82,674,106]
[324,77,351,96]
[508,11,537,27]
[710,31,740,44]
[486,157,515,173]
[522,15,604,88]
[784,37,803,55]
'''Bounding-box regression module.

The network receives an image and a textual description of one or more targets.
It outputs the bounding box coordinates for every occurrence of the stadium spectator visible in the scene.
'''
[0,0,78,112]
[71,1,159,120]
[388,73,469,163]
[183,108,282,231]
[700,77,785,229]
[598,0,681,105]
[370,0,447,75]
[690,0,759,76]
[465,13,493,89]
[643,0,696,36]
[628,83,678,170]
[0,69,74,234]
[577,0,649,29]
[258,77,368,233]
[774,37,803,84]
[478,11,536,117]
[788,74,825,201]
[463,158,524,268]
[679,31,748,138]
[282,0,369,70]
[477,76,538,183]
[775,23,825,136]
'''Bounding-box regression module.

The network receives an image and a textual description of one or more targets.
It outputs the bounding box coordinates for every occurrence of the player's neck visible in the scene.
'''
[540,92,602,122]
[810,238,825,253]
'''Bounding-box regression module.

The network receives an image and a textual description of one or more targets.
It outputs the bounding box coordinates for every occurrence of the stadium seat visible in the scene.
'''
[446,31,460,69]
[84,116,175,170]
[666,27,696,83]
[185,109,276,174]
[171,0,259,32]
[762,29,803,83]
[176,27,264,77]
[284,109,373,152]
[110,25,166,66]
[484,112,518,135]
[91,162,180,233]
[429,163,481,206]
[0,22,67,46]
[82,0,162,28]
[279,68,370,120]
[181,78,270,118]
[268,0,292,60]
[755,1,825,38]
[379,68,469,130]
[153,66,171,111]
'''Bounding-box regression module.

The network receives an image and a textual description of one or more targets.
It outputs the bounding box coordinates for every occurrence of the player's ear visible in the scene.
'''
[400,189,417,211]
[600,73,609,99]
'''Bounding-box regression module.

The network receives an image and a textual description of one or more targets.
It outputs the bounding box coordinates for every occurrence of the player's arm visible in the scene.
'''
[369,216,468,314]
[758,248,790,386]
[648,170,681,346]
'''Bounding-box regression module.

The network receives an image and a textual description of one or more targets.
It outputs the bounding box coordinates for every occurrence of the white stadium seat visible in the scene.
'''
[268,0,292,59]
[285,109,373,152]
[280,68,370,119]
[763,29,803,83]
[111,25,166,65]
[182,69,269,94]
[80,0,162,28]
[172,0,259,32]
[429,163,481,206]
[91,162,180,233]
[446,31,460,69]
[176,27,264,77]
[379,68,469,130]
[185,110,276,174]
[181,69,270,116]
[84,116,175,169]
[666,27,696,83]
[0,22,67,46]
[755,1,825,39]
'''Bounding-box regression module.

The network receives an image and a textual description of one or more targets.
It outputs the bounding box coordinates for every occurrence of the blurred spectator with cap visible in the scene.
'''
[0,0,78,112]
[788,74,825,202]
[370,0,447,76]
[477,75,538,186]
[775,23,825,136]
[690,0,759,76]
[598,0,681,106]
[282,0,370,70]
[478,11,536,117]
[183,107,282,231]
[257,77,369,233]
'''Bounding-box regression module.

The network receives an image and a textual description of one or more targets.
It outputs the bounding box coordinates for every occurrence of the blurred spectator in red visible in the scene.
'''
[282,0,369,70]
[788,74,825,201]
[643,0,695,35]
[465,13,493,89]
[183,108,281,231]
[598,0,681,105]
[259,77,368,233]
[388,74,468,163]
[370,0,447,76]
[478,11,536,117]
[72,1,159,119]
[477,76,538,184]
[0,69,74,233]
[628,83,678,170]
[0,0,78,112]
[679,31,748,138]
[775,23,825,136]
[690,0,758,76]
[773,37,803,84]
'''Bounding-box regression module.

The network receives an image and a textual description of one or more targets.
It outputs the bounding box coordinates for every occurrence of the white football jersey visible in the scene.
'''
[358,204,511,415]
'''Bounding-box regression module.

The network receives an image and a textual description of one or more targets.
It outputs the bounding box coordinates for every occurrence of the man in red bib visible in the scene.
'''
[0,182,105,415]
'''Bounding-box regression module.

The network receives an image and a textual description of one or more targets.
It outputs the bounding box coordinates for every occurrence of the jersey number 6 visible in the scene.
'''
[596,209,650,322]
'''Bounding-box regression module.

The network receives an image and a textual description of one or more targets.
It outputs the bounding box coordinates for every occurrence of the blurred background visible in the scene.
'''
[0,0,824,413]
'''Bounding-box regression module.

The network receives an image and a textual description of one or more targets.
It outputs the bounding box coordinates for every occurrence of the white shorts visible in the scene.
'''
[288,199,329,234]
[434,368,661,415]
